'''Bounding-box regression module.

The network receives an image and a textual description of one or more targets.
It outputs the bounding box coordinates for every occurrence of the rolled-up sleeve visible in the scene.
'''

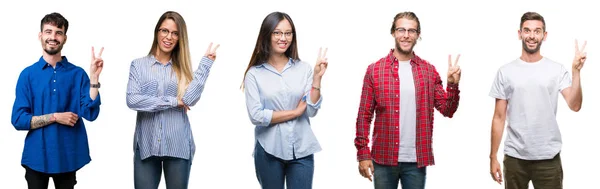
[244,70,273,126]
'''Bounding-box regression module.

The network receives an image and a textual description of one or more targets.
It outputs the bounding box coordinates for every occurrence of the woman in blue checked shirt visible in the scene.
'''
[242,11,329,189]
[126,11,219,189]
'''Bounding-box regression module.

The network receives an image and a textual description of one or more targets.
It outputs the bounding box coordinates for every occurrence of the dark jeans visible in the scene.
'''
[504,153,563,189]
[373,161,426,189]
[254,142,314,189]
[133,147,192,189]
[23,165,77,189]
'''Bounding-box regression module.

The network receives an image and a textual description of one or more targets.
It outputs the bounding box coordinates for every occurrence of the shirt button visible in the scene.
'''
[53,80,56,82]
[395,66,398,68]
[158,139,161,142]
[396,126,399,129]
[395,110,398,113]
[54,71,56,73]
[396,95,399,97]
[53,89,56,92]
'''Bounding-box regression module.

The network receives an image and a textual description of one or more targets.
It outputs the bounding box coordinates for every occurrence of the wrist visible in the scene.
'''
[50,113,57,122]
[312,75,322,83]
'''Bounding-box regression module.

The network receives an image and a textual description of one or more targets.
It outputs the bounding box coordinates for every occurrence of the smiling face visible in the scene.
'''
[519,20,547,54]
[392,18,420,55]
[157,18,179,55]
[39,23,67,55]
[270,19,293,55]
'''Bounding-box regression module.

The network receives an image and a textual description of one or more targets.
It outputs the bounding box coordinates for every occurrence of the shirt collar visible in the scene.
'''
[386,49,423,66]
[37,56,70,70]
[150,54,172,66]
[257,57,296,68]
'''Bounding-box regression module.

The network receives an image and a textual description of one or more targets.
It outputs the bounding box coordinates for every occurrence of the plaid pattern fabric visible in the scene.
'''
[355,49,460,168]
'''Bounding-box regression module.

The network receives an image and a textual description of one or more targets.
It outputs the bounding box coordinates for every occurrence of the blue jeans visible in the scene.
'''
[133,147,192,189]
[254,142,314,189]
[373,161,426,189]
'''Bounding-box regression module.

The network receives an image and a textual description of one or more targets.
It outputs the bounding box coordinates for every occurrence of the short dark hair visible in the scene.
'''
[390,11,421,34]
[520,12,545,31]
[41,12,69,34]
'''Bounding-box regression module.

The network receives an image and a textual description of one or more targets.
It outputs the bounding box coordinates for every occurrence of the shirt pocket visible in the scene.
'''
[139,81,159,97]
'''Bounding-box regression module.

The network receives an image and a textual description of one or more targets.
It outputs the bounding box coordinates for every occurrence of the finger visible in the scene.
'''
[322,47,328,58]
[98,47,104,57]
[454,54,461,66]
[369,163,375,175]
[575,40,579,52]
[317,47,322,59]
[498,170,502,184]
[581,40,587,52]
[448,54,452,68]
[206,42,213,54]
[212,44,220,53]
[91,46,95,59]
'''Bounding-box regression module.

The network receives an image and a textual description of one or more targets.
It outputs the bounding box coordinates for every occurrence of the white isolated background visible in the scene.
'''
[0,0,598,188]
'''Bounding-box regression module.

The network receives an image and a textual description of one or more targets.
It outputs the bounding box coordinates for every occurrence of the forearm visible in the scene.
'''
[90,77,99,100]
[489,118,505,159]
[30,113,56,130]
[569,72,582,110]
[182,57,213,106]
[435,83,460,117]
[270,110,300,124]
[127,94,177,112]
[310,77,321,103]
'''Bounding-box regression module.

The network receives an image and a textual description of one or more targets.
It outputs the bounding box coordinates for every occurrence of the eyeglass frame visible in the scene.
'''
[394,27,419,36]
[272,30,294,39]
[158,28,179,39]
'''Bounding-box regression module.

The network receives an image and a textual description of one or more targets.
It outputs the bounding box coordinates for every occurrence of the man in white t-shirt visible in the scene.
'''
[488,12,586,189]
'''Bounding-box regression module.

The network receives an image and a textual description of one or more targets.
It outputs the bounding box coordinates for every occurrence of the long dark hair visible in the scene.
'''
[240,11,300,89]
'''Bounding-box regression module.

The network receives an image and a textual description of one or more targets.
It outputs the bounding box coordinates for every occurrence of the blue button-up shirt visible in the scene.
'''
[11,56,101,174]
[126,55,213,161]
[244,59,323,160]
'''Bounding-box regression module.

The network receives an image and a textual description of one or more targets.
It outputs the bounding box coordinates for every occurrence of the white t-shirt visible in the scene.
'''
[397,60,417,162]
[489,57,571,160]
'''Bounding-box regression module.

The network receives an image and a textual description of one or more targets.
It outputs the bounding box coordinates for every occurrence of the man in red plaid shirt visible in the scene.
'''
[354,12,461,189]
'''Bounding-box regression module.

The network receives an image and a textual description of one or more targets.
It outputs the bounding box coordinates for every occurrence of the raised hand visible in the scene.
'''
[447,54,461,84]
[314,47,328,78]
[204,42,220,61]
[573,40,587,71]
[90,46,104,80]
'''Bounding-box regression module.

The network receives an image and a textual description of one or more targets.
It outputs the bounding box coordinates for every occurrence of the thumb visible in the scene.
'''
[369,163,375,175]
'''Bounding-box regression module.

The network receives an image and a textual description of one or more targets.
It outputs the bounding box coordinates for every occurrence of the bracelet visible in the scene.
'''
[312,85,321,91]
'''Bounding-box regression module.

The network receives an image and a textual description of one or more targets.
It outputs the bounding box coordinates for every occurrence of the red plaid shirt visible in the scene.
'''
[355,49,460,168]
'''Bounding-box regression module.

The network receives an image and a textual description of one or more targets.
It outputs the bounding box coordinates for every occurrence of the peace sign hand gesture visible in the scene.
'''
[573,40,587,72]
[90,46,104,81]
[204,42,220,61]
[447,54,461,84]
[314,47,328,78]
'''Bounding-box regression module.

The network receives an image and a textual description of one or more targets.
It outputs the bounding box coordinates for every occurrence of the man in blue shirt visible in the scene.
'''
[11,12,103,189]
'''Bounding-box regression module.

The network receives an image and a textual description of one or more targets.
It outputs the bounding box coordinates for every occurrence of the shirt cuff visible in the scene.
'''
[199,56,214,68]
[166,96,179,107]
[306,90,322,108]
[447,83,459,90]
[89,93,102,108]
[263,109,273,126]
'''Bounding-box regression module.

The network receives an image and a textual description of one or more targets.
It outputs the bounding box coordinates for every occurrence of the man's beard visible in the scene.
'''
[44,39,62,55]
[396,40,416,55]
[522,38,542,54]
